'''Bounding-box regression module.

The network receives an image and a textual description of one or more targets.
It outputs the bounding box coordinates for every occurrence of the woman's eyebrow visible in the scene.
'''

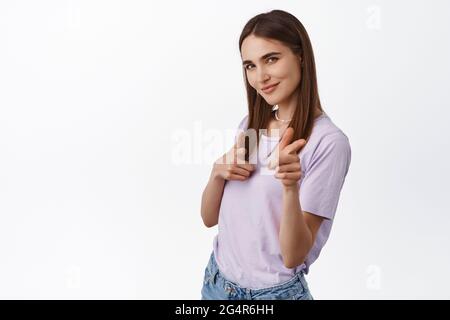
[242,52,281,65]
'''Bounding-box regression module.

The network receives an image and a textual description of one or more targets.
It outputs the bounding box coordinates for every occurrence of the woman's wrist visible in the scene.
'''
[210,163,224,182]
[283,183,300,193]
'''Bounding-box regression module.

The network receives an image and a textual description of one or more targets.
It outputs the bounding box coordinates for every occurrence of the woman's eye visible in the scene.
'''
[244,57,278,71]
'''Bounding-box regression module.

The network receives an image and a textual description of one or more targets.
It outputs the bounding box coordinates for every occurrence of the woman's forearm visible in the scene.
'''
[279,184,313,268]
[200,164,226,228]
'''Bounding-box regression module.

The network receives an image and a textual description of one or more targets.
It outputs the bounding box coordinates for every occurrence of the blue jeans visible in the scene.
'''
[201,251,313,300]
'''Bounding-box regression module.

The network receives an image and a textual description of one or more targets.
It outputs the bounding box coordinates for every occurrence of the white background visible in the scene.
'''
[1,0,449,299]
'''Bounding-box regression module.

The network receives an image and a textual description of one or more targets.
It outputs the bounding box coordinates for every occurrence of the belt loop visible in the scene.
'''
[297,271,308,289]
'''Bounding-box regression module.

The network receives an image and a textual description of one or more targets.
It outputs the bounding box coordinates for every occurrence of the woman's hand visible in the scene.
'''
[212,131,256,181]
[269,127,306,188]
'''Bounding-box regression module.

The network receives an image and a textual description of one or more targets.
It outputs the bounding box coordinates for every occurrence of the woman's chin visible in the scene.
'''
[264,97,281,106]
[261,94,277,103]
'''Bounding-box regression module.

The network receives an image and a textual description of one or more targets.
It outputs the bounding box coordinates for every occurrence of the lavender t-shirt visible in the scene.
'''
[212,112,352,289]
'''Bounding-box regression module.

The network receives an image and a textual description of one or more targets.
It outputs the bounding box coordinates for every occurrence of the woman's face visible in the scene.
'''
[241,34,301,106]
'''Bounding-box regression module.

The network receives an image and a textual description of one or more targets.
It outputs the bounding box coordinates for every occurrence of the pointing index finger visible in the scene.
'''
[278,127,294,151]
[285,138,307,154]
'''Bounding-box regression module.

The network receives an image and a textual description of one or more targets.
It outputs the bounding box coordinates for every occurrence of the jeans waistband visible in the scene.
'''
[208,251,307,293]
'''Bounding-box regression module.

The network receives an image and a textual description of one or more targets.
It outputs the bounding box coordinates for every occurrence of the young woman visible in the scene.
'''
[200,9,351,300]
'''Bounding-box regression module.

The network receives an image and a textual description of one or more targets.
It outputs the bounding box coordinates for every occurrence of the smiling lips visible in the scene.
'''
[261,82,280,94]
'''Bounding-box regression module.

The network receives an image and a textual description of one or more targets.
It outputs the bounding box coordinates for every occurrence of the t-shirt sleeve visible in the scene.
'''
[299,132,352,220]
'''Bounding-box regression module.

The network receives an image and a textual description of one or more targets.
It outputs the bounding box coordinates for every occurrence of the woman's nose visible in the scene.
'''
[257,70,270,85]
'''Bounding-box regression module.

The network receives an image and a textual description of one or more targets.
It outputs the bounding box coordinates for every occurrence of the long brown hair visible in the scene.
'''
[238,10,323,158]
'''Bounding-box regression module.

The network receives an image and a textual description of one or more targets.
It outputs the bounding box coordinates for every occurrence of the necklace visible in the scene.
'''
[275,110,291,122]
[272,104,291,122]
